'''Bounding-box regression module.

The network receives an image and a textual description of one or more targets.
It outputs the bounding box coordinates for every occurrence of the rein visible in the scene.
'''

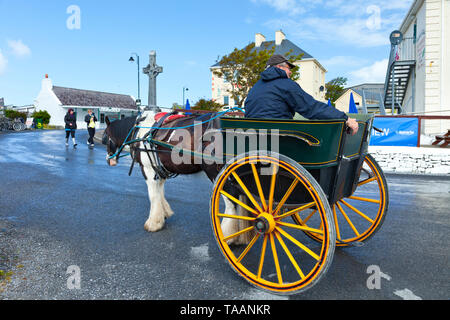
[107,107,244,161]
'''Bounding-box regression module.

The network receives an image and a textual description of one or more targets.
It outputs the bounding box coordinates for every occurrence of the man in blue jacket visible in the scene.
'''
[245,54,359,135]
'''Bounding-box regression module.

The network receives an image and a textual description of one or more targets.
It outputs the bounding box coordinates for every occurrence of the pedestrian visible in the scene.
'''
[64,108,77,147]
[84,109,97,148]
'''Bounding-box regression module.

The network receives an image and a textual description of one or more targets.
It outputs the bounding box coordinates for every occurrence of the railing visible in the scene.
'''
[396,37,416,61]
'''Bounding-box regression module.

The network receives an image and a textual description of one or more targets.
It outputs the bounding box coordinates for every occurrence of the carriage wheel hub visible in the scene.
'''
[255,213,276,234]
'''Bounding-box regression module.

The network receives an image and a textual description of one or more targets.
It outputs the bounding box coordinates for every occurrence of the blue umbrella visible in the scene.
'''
[328,98,332,107]
[185,99,191,115]
[349,92,358,114]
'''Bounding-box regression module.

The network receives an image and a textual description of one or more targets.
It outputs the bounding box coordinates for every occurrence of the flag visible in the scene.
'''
[349,92,358,114]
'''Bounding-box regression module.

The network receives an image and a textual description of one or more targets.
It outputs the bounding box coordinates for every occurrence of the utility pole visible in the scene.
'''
[143,50,163,111]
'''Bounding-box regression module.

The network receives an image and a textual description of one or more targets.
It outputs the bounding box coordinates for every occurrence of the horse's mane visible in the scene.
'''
[108,116,137,144]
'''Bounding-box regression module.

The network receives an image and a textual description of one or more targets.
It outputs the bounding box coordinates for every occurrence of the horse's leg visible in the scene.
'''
[143,166,166,232]
[221,196,238,244]
[161,182,174,218]
[221,195,256,245]
[235,195,256,244]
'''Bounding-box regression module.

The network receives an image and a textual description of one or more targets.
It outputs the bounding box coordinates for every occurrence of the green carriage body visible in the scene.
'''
[219,114,374,204]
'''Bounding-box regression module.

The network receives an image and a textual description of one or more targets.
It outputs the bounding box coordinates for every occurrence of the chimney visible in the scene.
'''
[42,74,53,91]
[275,30,286,46]
[255,33,266,47]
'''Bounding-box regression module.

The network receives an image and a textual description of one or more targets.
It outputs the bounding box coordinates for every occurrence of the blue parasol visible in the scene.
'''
[349,92,358,114]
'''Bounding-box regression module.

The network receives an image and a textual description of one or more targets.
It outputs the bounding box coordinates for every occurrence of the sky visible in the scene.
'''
[0,0,414,108]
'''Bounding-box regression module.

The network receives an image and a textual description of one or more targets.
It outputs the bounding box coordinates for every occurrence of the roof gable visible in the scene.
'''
[255,39,313,59]
[211,38,313,68]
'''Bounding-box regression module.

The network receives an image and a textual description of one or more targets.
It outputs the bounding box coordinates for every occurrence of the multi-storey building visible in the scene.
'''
[211,31,327,109]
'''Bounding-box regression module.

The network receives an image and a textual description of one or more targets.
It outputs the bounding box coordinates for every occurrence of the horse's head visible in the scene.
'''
[103,115,139,167]
[104,117,119,167]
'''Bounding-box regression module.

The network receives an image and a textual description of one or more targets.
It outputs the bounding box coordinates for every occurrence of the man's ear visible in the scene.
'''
[105,116,110,126]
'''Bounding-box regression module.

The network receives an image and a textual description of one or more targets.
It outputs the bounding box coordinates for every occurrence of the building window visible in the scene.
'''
[100,113,105,123]
[224,96,229,105]
[223,72,229,83]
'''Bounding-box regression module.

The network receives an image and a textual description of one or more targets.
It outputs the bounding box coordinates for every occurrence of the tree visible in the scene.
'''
[31,110,51,124]
[325,77,348,106]
[192,98,223,112]
[172,103,184,110]
[4,110,27,121]
[213,43,303,107]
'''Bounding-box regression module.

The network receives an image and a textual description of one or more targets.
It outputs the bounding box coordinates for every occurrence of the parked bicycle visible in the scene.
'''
[0,117,27,132]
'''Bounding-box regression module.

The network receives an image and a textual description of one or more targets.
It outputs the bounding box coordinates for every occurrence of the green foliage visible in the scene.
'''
[31,110,51,124]
[325,77,348,106]
[172,103,184,110]
[192,98,224,112]
[4,110,27,121]
[213,43,303,107]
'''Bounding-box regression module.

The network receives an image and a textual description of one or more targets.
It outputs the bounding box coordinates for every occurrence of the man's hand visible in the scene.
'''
[346,118,359,136]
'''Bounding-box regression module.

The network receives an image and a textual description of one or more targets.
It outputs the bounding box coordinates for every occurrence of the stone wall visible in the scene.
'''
[368,146,450,175]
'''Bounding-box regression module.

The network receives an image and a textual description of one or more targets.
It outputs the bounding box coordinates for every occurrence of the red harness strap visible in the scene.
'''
[154,112,187,125]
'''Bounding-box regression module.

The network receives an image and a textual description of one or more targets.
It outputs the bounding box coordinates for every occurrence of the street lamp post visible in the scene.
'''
[183,87,189,108]
[129,53,141,104]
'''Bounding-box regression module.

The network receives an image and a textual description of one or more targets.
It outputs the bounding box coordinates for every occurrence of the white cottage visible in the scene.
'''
[34,75,138,129]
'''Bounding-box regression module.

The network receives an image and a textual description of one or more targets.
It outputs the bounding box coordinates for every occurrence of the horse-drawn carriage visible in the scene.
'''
[210,113,388,294]
[105,110,388,295]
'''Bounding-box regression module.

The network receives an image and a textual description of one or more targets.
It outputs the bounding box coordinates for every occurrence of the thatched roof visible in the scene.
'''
[53,86,137,110]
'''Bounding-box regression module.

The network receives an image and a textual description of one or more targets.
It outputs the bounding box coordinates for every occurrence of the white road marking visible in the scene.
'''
[394,288,423,300]
[190,243,211,263]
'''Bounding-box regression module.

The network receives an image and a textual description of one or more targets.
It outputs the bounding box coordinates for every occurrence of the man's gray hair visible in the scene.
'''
[266,62,290,70]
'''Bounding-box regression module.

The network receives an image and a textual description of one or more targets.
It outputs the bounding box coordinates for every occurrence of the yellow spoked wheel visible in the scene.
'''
[210,151,335,295]
[292,154,389,247]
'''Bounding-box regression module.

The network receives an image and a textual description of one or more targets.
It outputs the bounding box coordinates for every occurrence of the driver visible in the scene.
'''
[245,54,359,135]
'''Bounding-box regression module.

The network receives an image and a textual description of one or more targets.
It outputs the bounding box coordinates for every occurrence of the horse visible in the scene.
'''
[103,109,255,244]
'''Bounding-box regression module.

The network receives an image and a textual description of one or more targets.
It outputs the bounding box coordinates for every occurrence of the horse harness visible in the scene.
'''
[127,111,180,181]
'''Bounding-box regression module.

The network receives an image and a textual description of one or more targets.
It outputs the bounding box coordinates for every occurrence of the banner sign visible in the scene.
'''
[370,117,419,147]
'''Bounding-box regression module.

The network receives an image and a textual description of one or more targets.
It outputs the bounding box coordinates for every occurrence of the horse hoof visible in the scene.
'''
[165,209,174,218]
[144,219,164,232]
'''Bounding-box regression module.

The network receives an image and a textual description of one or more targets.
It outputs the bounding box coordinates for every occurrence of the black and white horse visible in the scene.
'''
[104,110,254,244]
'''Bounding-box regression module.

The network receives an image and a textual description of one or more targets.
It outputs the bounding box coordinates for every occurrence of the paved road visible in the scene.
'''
[0,130,449,300]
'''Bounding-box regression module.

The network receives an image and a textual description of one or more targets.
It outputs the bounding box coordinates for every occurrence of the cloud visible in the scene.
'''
[0,50,7,74]
[349,59,389,84]
[264,17,389,47]
[7,39,31,57]
[321,55,369,69]
[185,60,198,66]
[250,0,306,15]
[254,0,414,48]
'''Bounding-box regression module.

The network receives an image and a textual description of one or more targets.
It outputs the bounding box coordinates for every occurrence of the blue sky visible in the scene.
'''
[0,0,413,107]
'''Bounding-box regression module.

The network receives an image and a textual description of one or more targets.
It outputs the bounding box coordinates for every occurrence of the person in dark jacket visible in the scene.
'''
[245,54,359,135]
[64,108,77,147]
[84,109,97,148]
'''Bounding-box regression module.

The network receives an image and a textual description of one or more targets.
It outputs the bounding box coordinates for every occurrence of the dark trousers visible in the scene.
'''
[65,129,75,139]
[88,128,95,144]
